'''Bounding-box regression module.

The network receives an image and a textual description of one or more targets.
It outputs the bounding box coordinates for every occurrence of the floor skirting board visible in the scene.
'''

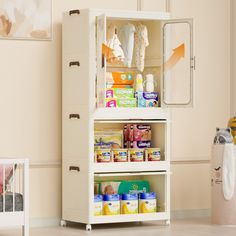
[171,209,210,220]
[30,218,61,228]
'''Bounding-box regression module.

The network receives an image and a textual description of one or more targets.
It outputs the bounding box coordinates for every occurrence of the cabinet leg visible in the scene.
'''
[86,224,92,231]
[60,220,67,227]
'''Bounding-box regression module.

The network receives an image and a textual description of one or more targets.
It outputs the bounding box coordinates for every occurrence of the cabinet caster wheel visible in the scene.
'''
[60,220,67,227]
[86,224,92,231]
[165,220,170,225]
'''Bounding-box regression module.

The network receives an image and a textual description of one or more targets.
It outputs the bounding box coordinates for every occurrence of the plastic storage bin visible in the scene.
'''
[211,144,236,225]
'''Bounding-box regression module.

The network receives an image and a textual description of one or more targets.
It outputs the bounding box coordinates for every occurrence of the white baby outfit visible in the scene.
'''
[134,24,149,72]
[118,23,136,67]
[106,24,125,63]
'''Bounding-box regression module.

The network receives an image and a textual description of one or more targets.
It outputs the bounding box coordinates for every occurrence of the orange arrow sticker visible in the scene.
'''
[164,43,185,71]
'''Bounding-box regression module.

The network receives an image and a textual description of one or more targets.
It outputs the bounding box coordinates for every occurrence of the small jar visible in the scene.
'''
[129,148,144,162]
[96,149,112,163]
[145,148,161,161]
[113,149,128,162]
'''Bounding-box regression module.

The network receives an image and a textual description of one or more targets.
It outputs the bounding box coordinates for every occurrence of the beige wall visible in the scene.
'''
[231,0,236,115]
[0,0,230,222]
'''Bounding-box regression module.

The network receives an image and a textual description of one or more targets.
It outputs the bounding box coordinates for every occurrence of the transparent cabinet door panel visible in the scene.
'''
[96,14,106,108]
[161,19,194,107]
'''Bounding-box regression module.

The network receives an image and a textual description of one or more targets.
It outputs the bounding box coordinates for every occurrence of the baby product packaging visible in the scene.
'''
[106,84,133,89]
[100,180,149,195]
[130,140,151,148]
[103,194,120,215]
[123,125,129,148]
[135,92,159,107]
[106,72,134,85]
[121,194,138,214]
[94,130,123,150]
[106,88,134,99]
[106,98,136,108]
[118,180,150,194]
[139,192,157,213]
[100,182,121,194]
[94,195,103,216]
[133,124,151,141]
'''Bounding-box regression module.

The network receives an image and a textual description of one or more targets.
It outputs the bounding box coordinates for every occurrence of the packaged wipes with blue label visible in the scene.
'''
[135,92,159,107]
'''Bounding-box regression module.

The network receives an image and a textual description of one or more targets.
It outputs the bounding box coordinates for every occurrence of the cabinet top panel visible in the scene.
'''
[65,8,170,21]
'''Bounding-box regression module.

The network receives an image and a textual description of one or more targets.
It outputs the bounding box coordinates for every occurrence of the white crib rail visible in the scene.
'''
[0,158,29,236]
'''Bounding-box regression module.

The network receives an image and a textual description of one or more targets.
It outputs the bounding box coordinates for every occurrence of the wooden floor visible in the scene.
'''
[1,219,236,236]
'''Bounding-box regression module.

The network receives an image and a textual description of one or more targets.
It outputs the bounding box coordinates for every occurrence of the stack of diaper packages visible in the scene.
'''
[124,124,151,148]
[106,73,136,108]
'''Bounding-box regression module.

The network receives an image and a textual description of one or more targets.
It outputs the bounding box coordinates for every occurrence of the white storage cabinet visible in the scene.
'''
[62,8,194,231]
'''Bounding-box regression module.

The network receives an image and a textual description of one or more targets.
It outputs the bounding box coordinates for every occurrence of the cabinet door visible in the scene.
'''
[96,14,106,108]
[161,19,194,107]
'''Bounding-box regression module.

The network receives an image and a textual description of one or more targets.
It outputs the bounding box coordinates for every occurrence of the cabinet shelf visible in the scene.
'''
[91,212,169,224]
[93,108,169,120]
[93,161,169,173]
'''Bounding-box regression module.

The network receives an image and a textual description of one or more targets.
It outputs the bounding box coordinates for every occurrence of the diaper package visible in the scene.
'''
[106,72,134,85]
[100,181,121,194]
[99,180,150,195]
[133,124,151,141]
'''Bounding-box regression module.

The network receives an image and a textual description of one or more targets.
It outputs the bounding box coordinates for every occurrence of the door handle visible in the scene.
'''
[69,114,80,119]
[69,61,80,67]
[69,9,80,15]
[69,166,80,172]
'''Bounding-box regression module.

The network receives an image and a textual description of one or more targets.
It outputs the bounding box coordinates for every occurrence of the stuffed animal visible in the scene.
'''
[213,128,233,144]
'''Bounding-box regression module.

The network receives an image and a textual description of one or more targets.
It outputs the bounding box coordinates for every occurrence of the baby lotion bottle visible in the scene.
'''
[135,74,144,92]
[145,74,155,92]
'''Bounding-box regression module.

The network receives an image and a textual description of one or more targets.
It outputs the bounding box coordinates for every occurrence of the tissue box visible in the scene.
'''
[135,92,159,107]
[106,88,134,99]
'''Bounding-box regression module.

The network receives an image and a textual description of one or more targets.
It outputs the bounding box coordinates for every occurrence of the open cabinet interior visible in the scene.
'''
[96,15,193,109]
[94,121,166,163]
[94,173,167,215]
[96,17,163,109]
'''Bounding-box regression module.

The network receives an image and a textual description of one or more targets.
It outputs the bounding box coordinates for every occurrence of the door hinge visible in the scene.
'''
[191,56,196,70]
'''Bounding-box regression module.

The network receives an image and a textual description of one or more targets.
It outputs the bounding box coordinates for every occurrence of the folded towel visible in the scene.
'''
[222,143,235,200]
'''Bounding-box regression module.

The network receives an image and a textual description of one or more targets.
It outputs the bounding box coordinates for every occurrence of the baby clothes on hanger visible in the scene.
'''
[118,23,136,67]
[106,24,125,64]
[134,24,149,72]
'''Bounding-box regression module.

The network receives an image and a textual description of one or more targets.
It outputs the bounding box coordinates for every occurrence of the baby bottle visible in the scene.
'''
[145,74,155,92]
[135,74,144,92]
